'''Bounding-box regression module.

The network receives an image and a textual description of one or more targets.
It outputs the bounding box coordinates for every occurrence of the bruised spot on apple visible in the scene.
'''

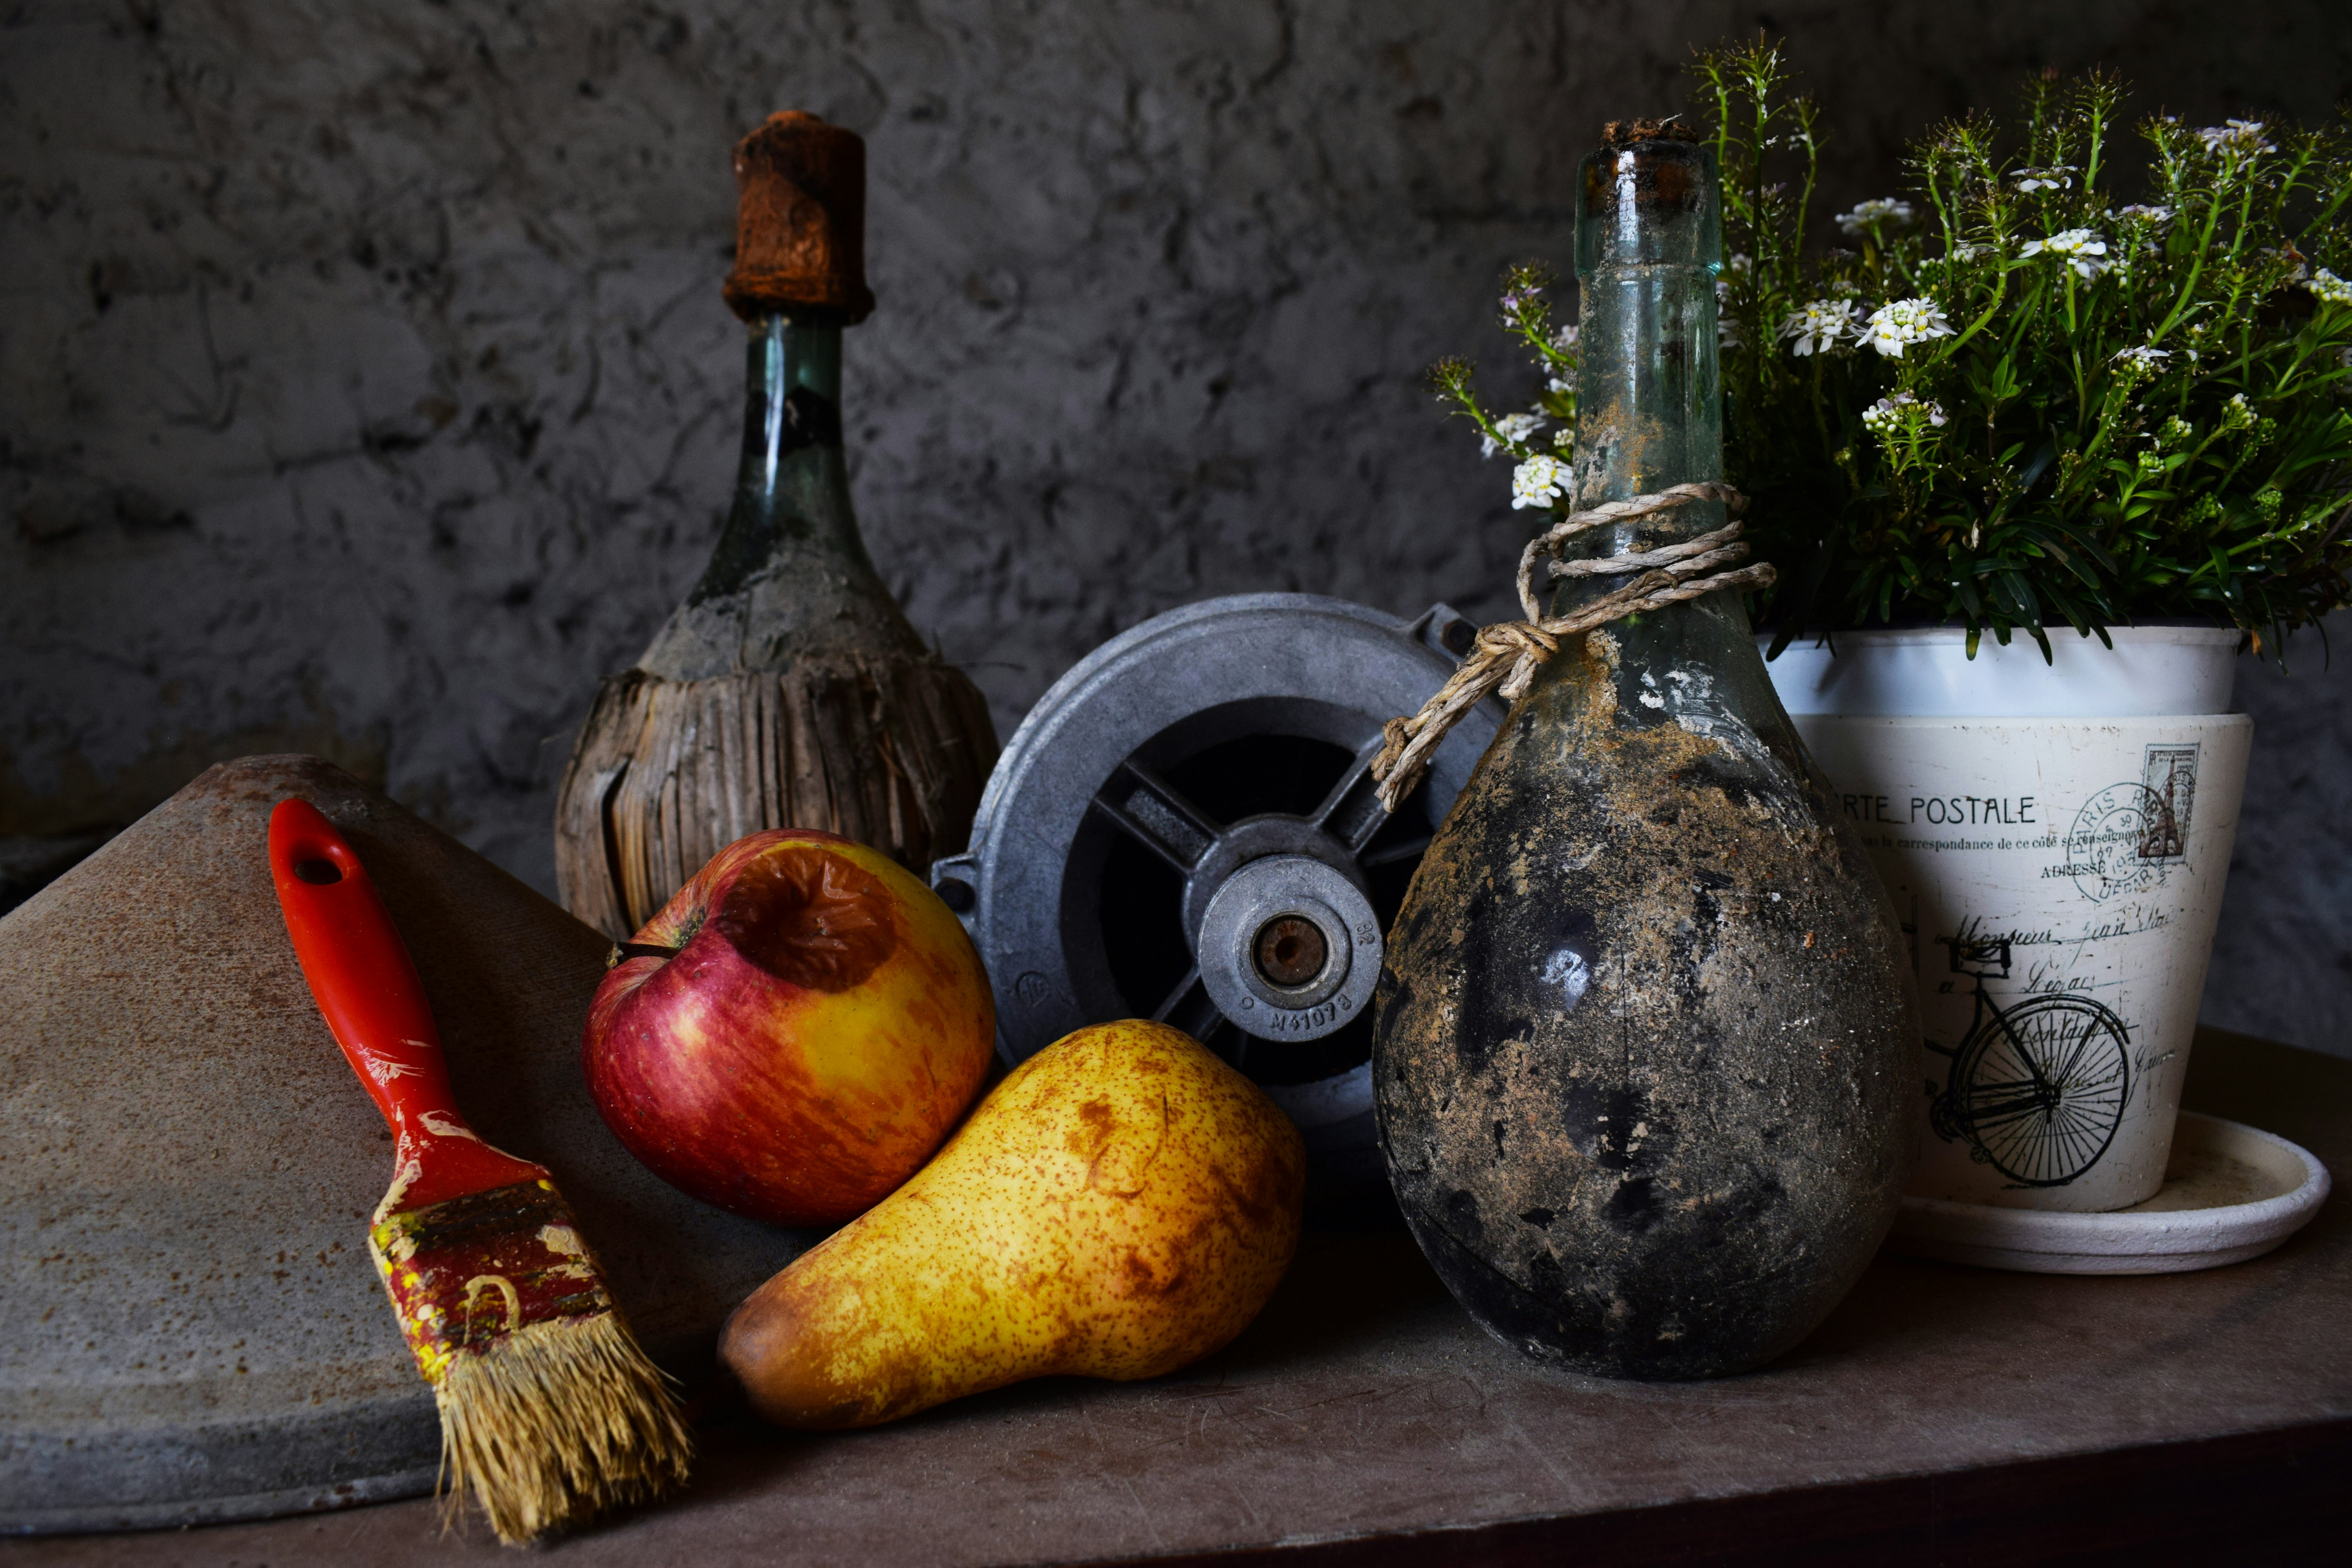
[581,829,996,1227]
[716,851,895,992]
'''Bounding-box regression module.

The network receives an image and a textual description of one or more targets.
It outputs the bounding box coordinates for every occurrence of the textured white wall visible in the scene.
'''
[4,0,2348,1049]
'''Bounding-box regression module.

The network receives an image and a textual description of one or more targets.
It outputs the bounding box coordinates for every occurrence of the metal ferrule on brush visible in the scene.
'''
[368,1179,611,1384]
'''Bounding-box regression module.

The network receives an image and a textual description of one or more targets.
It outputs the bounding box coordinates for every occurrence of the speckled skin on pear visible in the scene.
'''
[720,1020,1306,1429]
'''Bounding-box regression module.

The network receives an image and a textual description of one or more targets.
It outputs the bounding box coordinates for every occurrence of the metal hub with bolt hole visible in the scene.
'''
[930,593,1503,1185]
[1197,855,1377,1040]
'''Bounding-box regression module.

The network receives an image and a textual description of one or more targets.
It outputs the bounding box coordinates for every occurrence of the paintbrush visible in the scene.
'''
[268,797,690,1543]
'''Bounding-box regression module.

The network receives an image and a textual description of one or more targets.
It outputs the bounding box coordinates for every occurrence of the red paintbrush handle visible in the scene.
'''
[268,799,545,1209]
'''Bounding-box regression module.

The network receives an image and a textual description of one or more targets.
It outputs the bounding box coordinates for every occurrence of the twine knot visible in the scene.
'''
[1370,482,1771,813]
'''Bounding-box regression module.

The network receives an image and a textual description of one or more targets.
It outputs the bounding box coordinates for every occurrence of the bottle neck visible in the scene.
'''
[686,317,875,605]
[1556,140,1726,620]
[740,316,840,492]
[1555,256,1725,613]
[1529,138,1796,760]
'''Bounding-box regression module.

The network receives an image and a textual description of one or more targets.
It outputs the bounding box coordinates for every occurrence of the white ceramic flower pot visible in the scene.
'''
[1764,627,2250,1213]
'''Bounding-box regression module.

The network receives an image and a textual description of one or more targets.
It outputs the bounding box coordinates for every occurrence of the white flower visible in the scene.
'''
[1835,198,1916,236]
[2116,204,2174,225]
[1481,411,1543,458]
[1862,392,1947,433]
[2012,166,2077,192]
[2198,119,2275,156]
[2113,345,2172,387]
[2308,268,2352,307]
[1779,298,1862,356]
[1546,374,1573,393]
[2019,228,2112,280]
[1550,324,1580,354]
[1725,251,1753,274]
[1861,297,1956,358]
[1511,454,1568,510]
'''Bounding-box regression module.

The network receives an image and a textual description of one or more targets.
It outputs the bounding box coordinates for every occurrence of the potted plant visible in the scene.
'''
[1433,43,2352,1214]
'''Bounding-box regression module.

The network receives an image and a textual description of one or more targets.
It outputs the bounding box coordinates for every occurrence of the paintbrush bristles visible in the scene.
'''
[437,1310,693,1544]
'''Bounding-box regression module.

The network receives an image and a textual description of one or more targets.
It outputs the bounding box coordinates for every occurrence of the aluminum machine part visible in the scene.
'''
[931,595,1503,1187]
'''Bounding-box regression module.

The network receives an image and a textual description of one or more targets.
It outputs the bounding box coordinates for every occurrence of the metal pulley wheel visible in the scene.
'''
[930,594,1503,1184]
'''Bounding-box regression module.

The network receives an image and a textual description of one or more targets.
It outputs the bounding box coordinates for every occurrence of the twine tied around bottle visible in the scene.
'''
[1370,481,1773,813]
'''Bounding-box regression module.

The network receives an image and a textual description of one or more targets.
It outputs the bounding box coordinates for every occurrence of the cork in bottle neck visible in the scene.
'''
[722,111,877,325]
[1575,132,1720,277]
[1599,116,1685,150]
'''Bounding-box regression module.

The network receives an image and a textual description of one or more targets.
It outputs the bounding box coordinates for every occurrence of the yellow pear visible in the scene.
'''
[719,1018,1306,1428]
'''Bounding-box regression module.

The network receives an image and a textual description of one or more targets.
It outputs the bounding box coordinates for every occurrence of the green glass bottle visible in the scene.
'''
[555,113,997,940]
[1374,131,1920,1379]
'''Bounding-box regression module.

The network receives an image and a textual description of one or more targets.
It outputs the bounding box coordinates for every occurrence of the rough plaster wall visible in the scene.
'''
[2205,618,2352,1054]
[3,1,2348,1049]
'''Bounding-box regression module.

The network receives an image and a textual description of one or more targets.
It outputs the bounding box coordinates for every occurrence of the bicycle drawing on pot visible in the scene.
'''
[1926,928,2133,1188]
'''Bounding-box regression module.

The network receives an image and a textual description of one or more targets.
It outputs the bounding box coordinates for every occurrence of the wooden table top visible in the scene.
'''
[13,1027,2347,1566]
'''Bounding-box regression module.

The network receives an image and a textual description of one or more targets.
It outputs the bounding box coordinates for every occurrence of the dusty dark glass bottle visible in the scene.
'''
[1373,132,1920,1380]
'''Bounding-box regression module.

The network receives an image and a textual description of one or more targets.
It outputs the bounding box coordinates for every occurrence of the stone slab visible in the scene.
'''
[0,756,811,1532]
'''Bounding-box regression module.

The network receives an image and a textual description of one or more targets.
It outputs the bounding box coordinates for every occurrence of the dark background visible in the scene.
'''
[4,0,2348,1053]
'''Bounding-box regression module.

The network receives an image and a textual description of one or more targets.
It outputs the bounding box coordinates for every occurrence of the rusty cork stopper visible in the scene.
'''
[721,111,876,325]
[1599,116,1686,150]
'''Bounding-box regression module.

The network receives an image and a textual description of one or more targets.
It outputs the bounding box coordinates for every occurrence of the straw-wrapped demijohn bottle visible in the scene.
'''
[1373,127,1920,1380]
[556,113,997,940]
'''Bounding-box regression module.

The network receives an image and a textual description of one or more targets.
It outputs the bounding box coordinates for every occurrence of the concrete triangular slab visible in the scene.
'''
[0,755,809,1532]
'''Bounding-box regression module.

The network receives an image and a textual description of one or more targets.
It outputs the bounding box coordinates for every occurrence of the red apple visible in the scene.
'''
[582,829,996,1226]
